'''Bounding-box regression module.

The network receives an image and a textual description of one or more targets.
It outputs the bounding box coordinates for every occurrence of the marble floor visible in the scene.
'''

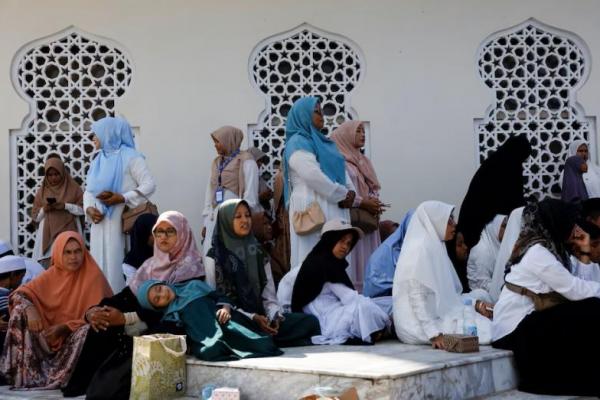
[0,342,591,399]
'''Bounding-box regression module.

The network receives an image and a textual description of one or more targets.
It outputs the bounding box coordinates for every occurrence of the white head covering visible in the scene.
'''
[0,255,26,274]
[0,240,13,257]
[393,201,463,318]
[489,207,524,302]
[568,140,588,157]
[467,214,506,286]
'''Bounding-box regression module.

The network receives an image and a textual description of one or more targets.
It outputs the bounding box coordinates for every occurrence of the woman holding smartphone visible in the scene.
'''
[84,117,156,292]
[31,155,84,262]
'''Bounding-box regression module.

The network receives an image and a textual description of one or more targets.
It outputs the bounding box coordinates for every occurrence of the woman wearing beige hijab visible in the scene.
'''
[331,121,384,289]
[31,156,84,262]
[201,126,260,258]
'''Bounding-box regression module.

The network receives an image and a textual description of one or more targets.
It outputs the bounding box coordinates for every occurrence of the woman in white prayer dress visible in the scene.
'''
[466,214,506,293]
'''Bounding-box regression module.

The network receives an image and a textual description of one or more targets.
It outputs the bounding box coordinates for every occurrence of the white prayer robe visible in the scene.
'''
[84,156,156,292]
[466,215,505,294]
[287,150,355,270]
[201,159,260,258]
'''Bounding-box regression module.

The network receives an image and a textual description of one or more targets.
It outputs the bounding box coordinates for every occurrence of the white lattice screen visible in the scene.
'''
[248,23,365,184]
[475,18,595,199]
[10,27,133,257]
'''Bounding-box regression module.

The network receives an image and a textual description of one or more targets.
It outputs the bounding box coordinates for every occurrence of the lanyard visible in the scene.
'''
[217,149,240,188]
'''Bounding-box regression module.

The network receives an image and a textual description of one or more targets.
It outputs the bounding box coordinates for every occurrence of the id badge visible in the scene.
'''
[215,188,224,204]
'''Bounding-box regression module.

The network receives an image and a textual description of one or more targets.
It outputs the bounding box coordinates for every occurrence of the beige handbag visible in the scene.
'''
[293,201,325,235]
[122,190,159,234]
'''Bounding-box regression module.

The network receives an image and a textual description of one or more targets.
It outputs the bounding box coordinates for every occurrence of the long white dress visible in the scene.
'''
[201,159,260,258]
[303,282,389,345]
[466,215,505,294]
[31,204,84,262]
[83,156,156,292]
[489,207,524,302]
[287,150,355,270]
[393,201,492,345]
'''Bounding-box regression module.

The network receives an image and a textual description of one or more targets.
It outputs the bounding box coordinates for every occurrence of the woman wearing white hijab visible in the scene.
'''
[565,140,600,198]
[489,207,524,302]
[466,215,506,293]
[392,201,493,349]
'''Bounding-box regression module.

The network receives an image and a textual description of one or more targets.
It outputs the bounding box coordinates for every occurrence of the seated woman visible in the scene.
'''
[122,213,159,285]
[561,155,589,203]
[393,201,493,349]
[0,231,112,389]
[466,215,506,293]
[62,210,204,397]
[205,199,320,348]
[291,219,390,345]
[492,199,600,396]
[31,156,84,263]
[137,279,282,361]
[364,210,413,299]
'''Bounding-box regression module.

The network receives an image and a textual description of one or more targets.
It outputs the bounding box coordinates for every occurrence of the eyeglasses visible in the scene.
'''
[153,228,177,238]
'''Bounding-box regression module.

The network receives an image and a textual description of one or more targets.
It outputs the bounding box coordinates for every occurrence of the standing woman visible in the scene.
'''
[270,163,291,286]
[201,126,260,258]
[566,140,600,198]
[284,97,356,269]
[0,231,112,389]
[84,117,156,292]
[331,120,383,288]
[561,155,589,203]
[31,156,84,262]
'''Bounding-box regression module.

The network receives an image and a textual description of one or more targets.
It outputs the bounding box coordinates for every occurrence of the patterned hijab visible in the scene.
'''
[507,199,579,273]
[283,97,346,205]
[210,199,267,314]
[86,117,142,217]
[331,120,380,197]
[129,211,205,292]
[208,126,253,207]
[32,157,84,253]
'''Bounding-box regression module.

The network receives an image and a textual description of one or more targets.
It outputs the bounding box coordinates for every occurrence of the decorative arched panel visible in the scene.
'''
[248,23,366,184]
[474,18,595,199]
[10,26,133,256]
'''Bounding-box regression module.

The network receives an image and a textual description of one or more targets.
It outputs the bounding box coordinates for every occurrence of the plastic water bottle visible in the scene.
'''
[200,384,216,400]
[463,298,478,337]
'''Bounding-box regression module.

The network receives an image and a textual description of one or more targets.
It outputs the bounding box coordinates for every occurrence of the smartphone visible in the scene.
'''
[46,197,56,205]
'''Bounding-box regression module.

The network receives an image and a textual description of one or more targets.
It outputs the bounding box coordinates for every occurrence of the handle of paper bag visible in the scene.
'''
[153,335,187,357]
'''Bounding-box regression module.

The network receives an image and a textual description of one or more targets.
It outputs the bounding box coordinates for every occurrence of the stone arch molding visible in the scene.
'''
[10,26,134,257]
[248,23,366,184]
[474,18,596,199]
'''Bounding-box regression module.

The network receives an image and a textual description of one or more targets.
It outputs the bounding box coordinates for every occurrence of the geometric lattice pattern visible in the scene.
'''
[10,27,133,256]
[475,18,595,199]
[249,23,364,184]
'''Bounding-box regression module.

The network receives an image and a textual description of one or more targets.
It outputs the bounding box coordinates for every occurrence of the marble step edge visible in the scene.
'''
[185,347,514,381]
[475,388,595,399]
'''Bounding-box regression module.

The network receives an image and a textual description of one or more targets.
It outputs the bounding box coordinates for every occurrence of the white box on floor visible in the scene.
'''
[211,387,240,400]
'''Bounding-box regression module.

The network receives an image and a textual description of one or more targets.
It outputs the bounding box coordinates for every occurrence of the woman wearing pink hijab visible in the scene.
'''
[331,121,384,290]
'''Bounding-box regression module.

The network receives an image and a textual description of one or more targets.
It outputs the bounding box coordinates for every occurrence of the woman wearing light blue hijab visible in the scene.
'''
[283,97,356,270]
[84,117,156,292]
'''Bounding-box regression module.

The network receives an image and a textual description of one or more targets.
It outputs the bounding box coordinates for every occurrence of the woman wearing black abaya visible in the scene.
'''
[456,135,532,291]
[492,199,600,396]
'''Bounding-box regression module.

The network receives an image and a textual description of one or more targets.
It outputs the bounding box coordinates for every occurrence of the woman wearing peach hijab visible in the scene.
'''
[331,121,384,289]
[0,231,112,389]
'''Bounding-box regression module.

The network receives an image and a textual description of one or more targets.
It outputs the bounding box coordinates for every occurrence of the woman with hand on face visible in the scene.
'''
[201,126,260,260]
[331,121,384,289]
[84,117,156,292]
[0,231,112,389]
[291,219,390,345]
[392,201,494,350]
[137,279,282,361]
[62,210,204,398]
[283,97,357,270]
[205,199,320,348]
[31,155,84,263]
